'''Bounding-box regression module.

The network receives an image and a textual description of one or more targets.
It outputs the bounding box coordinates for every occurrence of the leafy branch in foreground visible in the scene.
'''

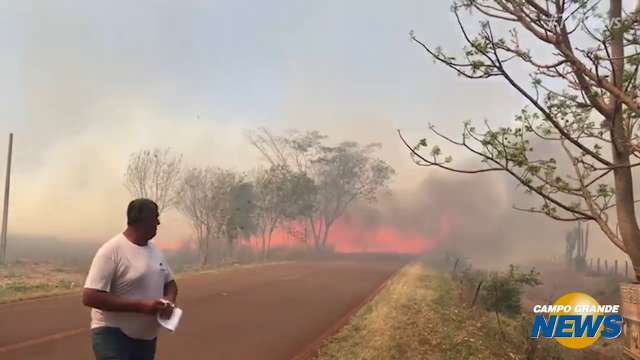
[402,0,640,278]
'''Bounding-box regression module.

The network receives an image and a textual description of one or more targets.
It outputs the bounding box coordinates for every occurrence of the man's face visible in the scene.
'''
[141,211,160,240]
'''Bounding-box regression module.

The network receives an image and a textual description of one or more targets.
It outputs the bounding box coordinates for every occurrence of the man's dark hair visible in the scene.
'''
[127,198,159,225]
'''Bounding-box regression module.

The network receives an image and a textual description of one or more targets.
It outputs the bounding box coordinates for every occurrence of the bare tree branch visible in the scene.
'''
[124,148,183,214]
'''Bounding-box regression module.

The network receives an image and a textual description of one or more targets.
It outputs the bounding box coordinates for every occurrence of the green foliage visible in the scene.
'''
[479,265,542,317]
[430,145,441,157]
[408,0,640,231]
[225,181,257,243]
[314,141,395,218]
[255,165,317,221]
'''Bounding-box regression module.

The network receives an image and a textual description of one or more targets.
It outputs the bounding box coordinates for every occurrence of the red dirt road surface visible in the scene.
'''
[0,254,411,360]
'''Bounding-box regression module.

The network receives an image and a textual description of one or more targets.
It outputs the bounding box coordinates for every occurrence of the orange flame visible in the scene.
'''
[155,211,455,255]
[247,211,454,255]
[327,211,453,254]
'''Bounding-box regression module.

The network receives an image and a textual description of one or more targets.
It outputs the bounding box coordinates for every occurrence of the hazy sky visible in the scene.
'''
[0,1,632,261]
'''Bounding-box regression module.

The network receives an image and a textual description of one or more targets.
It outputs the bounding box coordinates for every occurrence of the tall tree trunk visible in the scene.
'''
[266,226,274,260]
[261,230,267,261]
[199,225,210,267]
[610,0,640,280]
[304,223,308,246]
[226,235,234,260]
[200,234,210,267]
[308,217,323,251]
[321,219,334,248]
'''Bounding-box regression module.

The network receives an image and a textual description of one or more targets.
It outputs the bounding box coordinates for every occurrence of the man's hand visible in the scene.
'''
[158,304,174,319]
[83,289,167,314]
[137,299,168,315]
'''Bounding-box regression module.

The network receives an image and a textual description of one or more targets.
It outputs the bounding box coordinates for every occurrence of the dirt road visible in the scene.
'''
[0,254,410,360]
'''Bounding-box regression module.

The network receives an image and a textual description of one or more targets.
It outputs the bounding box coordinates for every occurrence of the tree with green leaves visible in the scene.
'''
[400,1,640,278]
[310,142,396,249]
[253,164,316,259]
[281,170,318,248]
[248,128,395,250]
[224,181,257,257]
[480,265,542,337]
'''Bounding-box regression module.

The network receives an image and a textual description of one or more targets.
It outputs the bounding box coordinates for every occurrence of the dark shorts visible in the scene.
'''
[91,327,157,360]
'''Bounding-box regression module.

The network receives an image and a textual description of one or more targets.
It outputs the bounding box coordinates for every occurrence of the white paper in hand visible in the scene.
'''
[157,307,183,332]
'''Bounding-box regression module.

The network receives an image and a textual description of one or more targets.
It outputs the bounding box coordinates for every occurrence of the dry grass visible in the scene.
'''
[317,260,627,360]
[0,261,85,303]
[317,263,441,360]
[316,261,510,360]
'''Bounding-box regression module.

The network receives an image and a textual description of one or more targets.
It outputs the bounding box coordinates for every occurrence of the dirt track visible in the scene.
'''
[0,254,411,360]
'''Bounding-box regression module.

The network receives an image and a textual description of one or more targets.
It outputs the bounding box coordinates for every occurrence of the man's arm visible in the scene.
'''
[82,289,165,314]
[157,280,179,319]
[163,280,178,304]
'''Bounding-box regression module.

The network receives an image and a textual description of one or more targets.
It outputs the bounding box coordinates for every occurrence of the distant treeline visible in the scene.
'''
[124,128,395,267]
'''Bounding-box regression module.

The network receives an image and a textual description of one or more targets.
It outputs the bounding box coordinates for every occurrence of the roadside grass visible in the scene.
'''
[0,263,84,303]
[317,263,440,360]
[0,259,292,304]
[317,260,626,360]
[0,281,80,303]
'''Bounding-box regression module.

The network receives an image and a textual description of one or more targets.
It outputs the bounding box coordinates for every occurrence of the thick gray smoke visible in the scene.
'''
[345,165,627,269]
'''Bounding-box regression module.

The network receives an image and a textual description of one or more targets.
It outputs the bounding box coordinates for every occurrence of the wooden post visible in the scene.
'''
[590,258,593,271]
[0,133,13,266]
[598,258,601,274]
[615,260,619,276]
[605,259,609,274]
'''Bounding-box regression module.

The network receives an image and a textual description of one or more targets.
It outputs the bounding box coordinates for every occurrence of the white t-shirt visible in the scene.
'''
[84,233,175,340]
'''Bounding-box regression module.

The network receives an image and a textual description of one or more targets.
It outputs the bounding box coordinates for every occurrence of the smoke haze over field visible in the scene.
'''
[0,0,630,266]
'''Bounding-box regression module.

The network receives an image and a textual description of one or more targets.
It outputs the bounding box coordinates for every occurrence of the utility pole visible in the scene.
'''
[1,133,13,265]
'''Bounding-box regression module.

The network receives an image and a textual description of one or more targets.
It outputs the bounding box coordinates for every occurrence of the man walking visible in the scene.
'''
[83,198,178,360]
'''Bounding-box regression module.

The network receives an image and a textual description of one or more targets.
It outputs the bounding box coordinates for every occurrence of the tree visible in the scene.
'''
[175,167,210,266]
[309,142,395,249]
[282,170,317,248]
[246,128,327,174]
[479,265,542,338]
[253,165,286,259]
[124,148,183,214]
[224,181,257,256]
[253,164,316,259]
[400,1,640,279]
[248,128,395,250]
[247,128,326,247]
[175,166,244,266]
